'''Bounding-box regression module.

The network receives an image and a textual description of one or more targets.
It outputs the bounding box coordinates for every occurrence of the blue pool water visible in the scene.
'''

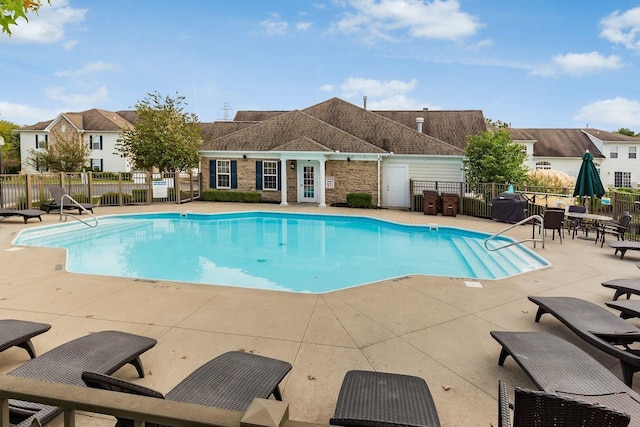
[13,212,549,293]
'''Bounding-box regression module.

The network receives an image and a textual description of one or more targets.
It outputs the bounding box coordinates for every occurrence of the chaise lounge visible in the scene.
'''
[608,241,640,260]
[491,331,640,427]
[0,209,46,223]
[82,350,292,427]
[0,319,51,359]
[528,296,640,387]
[602,278,640,300]
[7,330,156,427]
[41,186,96,214]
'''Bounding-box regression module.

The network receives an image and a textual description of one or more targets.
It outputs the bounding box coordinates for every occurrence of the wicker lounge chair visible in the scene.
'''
[528,296,640,387]
[491,331,640,427]
[329,370,441,427]
[41,186,95,214]
[7,330,156,427]
[0,209,46,223]
[82,350,292,427]
[498,380,631,427]
[602,279,640,300]
[0,319,51,359]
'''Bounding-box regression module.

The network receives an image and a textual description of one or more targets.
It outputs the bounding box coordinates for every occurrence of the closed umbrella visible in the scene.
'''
[573,150,605,200]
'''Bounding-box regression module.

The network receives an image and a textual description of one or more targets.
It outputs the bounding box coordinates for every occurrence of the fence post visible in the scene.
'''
[25,174,33,209]
[118,173,123,206]
[87,172,93,201]
[409,179,414,211]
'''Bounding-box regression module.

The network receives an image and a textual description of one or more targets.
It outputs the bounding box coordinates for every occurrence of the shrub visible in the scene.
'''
[71,192,90,203]
[201,189,261,203]
[526,169,575,190]
[346,193,372,208]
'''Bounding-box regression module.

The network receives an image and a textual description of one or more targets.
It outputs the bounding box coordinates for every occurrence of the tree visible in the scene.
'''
[464,129,528,184]
[1,0,49,35]
[26,129,91,172]
[616,128,637,137]
[484,118,510,129]
[0,119,21,173]
[116,92,202,172]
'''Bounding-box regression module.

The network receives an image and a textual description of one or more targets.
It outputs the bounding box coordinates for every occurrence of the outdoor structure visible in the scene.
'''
[17,109,138,173]
[199,98,486,208]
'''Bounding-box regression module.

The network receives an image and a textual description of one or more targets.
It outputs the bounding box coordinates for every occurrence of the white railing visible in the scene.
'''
[484,214,544,250]
[59,194,98,227]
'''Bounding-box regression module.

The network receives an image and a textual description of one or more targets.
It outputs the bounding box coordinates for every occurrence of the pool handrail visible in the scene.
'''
[60,194,98,228]
[484,214,544,250]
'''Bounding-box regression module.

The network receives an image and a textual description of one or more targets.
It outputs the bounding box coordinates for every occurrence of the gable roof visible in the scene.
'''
[583,129,640,142]
[508,128,605,158]
[200,121,257,141]
[19,109,136,132]
[233,111,287,121]
[372,109,488,149]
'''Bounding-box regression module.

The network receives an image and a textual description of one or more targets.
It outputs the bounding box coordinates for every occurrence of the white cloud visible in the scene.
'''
[575,97,640,128]
[261,13,289,36]
[320,84,336,91]
[332,0,483,41]
[600,6,640,52]
[532,52,622,76]
[54,61,117,78]
[0,102,57,126]
[45,84,109,108]
[296,21,313,31]
[340,77,417,97]
[4,0,87,45]
[366,94,440,110]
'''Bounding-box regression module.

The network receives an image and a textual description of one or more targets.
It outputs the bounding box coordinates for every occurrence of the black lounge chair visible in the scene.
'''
[82,350,292,427]
[602,279,640,300]
[0,319,51,359]
[608,241,640,260]
[528,296,640,387]
[7,330,156,427]
[491,331,640,426]
[0,209,46,223]
[606,300,640,319]
[498,380,631,427]
[330,370,441,427]
[41,186,95,214]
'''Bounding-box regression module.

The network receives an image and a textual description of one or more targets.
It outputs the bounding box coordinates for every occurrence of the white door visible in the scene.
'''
[384,164,409,208]
[298,163,318,202]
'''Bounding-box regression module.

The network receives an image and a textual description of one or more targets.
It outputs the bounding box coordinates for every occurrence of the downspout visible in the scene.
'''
[377,155,381,208]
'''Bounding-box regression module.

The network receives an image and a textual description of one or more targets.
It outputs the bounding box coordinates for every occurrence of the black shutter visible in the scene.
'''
[231,160,237,188]
[256,161,263,190]
[99,135,103,150]
[277,161,281,190]
[100,159,104,172]
[209,160,216,188]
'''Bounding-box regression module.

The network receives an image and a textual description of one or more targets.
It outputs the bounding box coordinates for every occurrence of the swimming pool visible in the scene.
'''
[13,212,549,293]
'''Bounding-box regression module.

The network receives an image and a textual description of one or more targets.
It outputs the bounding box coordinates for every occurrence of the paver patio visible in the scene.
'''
[1,202,638,426]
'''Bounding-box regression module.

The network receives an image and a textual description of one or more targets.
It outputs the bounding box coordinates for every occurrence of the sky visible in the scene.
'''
[1,0,640,131]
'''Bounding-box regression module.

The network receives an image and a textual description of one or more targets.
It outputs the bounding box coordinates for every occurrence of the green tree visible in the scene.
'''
[26,129,90,172]
[616,128,637,137]
[464,129,528,184]
[1,0,49,35]
[484,118,510,129]
[116,92,202,172]
[0,119,20,173]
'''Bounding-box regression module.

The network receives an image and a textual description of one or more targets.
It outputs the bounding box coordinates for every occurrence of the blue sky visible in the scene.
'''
[1,0,640,131]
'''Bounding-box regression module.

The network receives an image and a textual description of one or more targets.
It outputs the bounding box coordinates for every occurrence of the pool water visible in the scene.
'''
[13,212,549,293]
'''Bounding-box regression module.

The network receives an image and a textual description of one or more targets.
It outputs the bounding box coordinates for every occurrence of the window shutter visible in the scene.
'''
[255,161,263,190]
[231,160,238,189]
[99,135,103,150]
[100,159,104,172]
[277,161,282,190]
[35,135,39,148]
[209,160,216,188]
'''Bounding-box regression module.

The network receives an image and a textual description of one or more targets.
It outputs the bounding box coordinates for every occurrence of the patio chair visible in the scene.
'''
[82,350,292,427]
[491,331,640,426]
[498,380,631,427]
[598,212,633,247]
[7,330,157,427]
[566,205,587,238]
[329,370,441,427]
[542,209,564,243]
[0,209,46,223]
[41,185,95,214]
[528,296,640,387]
[0,319,51,359]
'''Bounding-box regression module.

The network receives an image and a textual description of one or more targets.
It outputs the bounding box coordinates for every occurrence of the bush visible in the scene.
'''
[201,189,261,203]
[71,192,90,203]
[346,193,372,208]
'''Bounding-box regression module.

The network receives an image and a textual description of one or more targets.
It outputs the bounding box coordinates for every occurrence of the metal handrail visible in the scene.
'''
[59,194,98,227]
[484,214,544,250]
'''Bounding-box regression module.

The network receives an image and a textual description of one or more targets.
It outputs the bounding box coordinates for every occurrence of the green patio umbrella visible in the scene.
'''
[573,150,605,206]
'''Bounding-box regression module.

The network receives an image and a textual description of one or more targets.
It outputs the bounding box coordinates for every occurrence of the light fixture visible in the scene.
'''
[242,154,247,159]
[347,157,351,162]
[290,161,295,170]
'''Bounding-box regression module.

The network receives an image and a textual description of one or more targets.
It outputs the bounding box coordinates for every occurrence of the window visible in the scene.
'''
[216,160,231,188]
[263,161,278,190]
[35,134,48,149]
[629,146,637,159]
[89,135,103,150]
[535,161,551,170]
[610,145,618,159]
[90,159,103,172]
[614,171,631,188]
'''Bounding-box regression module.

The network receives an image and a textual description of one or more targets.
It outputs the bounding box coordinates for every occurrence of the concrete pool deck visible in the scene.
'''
[0,202,638,426]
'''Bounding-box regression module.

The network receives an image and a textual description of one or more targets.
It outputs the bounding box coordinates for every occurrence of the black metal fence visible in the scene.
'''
[0,172,201,210]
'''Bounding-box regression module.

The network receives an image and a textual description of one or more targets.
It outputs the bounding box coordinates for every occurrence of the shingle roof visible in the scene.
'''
[508,128,605,158]
[200,121,257,141]
[272,136,333,152]
[19,109,136,132]
[583,129,640,142]
[233,111,287,121]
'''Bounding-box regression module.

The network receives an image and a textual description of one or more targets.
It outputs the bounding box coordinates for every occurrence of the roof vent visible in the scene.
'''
[416,117,424,133]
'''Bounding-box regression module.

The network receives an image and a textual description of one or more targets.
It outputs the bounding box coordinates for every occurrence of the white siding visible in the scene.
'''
[386,156,464,182]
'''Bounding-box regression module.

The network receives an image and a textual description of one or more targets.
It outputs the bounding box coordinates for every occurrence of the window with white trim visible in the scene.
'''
[614,171,631,188]
[89,135,103,150]
[610,145,619,158]
[35,134,48,149]
[535,161,551,170]
[629,146,637,159]
[90,159,103,172]
[263,161,278,190]
[216,160,231,188]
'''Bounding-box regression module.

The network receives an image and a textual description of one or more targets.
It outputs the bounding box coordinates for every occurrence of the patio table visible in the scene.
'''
[566,212,612,240]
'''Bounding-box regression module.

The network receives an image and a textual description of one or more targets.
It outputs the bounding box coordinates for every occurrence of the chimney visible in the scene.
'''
[416,117,424,133]
[363,96,367,110]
